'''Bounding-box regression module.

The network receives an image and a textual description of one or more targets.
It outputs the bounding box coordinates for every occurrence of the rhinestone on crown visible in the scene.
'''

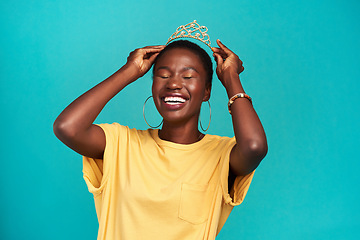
[166,20,212,49]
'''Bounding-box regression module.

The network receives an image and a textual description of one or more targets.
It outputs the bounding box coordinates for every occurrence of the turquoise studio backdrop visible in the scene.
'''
[1,0,359,239]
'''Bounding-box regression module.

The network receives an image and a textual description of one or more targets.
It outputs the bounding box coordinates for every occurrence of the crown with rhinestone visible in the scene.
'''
[166,20,212,49]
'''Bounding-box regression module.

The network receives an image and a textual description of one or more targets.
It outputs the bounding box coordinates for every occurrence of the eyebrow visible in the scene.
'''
[155,66,199,73]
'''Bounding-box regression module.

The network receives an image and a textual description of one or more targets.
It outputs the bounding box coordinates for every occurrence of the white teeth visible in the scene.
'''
[164,96,186,103]
[166,102,181,105]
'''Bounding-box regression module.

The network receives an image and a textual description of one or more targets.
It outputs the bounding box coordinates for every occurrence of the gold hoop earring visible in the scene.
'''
[143,96,163,129]
[199,100,211,132]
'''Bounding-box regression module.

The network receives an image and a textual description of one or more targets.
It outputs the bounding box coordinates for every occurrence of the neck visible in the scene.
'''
[159,120,204,144]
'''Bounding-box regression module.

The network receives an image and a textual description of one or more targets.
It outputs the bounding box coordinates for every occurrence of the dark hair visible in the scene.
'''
[153,40,213,88]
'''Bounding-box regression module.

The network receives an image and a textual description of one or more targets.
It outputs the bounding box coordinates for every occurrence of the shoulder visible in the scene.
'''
[96,122,144,133]
[204,134,235,147]
[96,122,149,140]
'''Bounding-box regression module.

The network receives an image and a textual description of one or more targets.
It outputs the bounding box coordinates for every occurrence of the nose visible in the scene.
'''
[166,75,182,90]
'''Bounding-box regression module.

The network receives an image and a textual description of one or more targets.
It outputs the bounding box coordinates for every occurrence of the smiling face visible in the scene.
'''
[152,48,211,125]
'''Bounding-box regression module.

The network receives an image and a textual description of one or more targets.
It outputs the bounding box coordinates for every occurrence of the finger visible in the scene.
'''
[211,47,227,55]
[219,52,228,60]
[141,48,164,59]
[148,52,160,63]
[144,51,161,60]
[136,46,164,56]
[211,47,220,53]
[131,47,161,59]
[215,52,227,61]
[142,45,166,49]
[142,47,165,54]
[213,52,223,66]
[212,47,229,61]
[216,39,234,55]
[132,46,162,55]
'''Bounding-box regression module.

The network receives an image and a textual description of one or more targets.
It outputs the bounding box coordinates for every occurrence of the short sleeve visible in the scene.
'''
[217,137,256,235]
[82,123,123,196]
[219,137,255,206]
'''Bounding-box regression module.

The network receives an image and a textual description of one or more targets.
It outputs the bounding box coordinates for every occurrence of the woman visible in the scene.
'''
[54,39,267,239]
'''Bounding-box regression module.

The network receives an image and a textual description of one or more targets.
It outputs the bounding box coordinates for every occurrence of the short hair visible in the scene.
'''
[153,40,213,88]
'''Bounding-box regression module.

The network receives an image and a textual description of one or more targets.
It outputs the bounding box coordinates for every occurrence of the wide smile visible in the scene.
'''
[161,95,189,110]
[163,96,186,104]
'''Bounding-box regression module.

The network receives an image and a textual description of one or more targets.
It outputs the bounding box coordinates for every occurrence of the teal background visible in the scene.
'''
[1,0,359,239]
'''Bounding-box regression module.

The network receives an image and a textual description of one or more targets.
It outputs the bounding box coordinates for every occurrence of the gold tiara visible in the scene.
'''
[166,20,212,49]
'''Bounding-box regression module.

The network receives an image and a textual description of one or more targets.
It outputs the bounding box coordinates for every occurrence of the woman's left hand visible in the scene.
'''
[212,39,244,87]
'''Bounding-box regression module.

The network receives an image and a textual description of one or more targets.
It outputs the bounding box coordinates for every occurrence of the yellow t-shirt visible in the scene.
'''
[83,123,255,240]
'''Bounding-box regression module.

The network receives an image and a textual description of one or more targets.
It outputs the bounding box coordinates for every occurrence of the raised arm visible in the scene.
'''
[53,45,165,159]
[212,39,268,176]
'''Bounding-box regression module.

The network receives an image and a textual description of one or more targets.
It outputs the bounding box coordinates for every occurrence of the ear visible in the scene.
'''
[203,85,211,101]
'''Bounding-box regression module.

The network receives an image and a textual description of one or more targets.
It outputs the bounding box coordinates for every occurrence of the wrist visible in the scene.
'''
[222,71,245,97]
[118,64,141,84]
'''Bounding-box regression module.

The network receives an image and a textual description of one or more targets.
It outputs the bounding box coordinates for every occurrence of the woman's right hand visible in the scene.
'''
[53,45,165,159]
[125,45,165,80]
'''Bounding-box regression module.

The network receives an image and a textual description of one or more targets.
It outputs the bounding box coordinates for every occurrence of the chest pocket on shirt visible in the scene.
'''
[179,183,216,224]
